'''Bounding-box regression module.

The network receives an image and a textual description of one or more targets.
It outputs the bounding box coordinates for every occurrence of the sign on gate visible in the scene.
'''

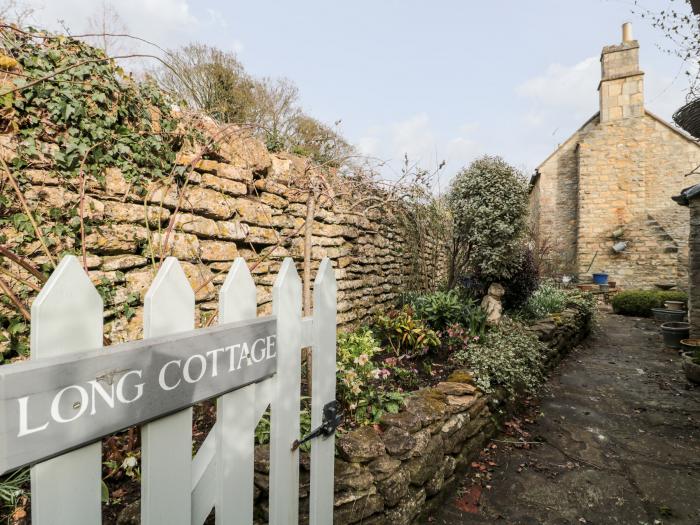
[0,316,276,474]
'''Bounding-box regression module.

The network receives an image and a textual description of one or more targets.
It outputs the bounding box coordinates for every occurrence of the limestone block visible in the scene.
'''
[178,187,235,220]
[260,191,288,209]
[254,178,290,197]
[216,131,272,172]
[103,201,170,225]
[102,167,130,195]
[245,226,279,245]
[199,240,239,261]
[86,224,149,254]
[233,199,276,226]
[101,255,148,271]
[216,220,249,240]
[180,262,216,301]
[377,467,410,508]
[149,231,200,260]
[172,213,219,238]
[216,163,253,183]
[25,169,59,185]
[24,187,104,219]
[201,173,247,196]
[337,426,386,463]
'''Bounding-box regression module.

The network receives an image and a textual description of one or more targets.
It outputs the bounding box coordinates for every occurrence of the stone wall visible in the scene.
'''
[531,112,700,288]
[529,27,700,289]
[0,129,450,340]
[687,198,700,337]
[576,114,700,289]
[530,116,596,274]
[241,306,590,525]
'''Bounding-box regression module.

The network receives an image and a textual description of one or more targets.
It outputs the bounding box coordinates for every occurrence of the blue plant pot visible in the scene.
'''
[592,273,609,285]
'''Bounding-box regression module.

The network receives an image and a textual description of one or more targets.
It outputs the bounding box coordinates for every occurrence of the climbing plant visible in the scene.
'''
[0,25,204,362]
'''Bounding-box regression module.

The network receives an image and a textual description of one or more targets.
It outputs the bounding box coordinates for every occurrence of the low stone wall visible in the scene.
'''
[251,307,589,525]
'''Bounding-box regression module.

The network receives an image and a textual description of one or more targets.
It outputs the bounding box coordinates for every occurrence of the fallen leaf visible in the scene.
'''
[454,485,482,513]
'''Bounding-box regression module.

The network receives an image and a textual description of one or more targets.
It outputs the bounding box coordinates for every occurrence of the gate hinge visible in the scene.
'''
[291,401,342,451]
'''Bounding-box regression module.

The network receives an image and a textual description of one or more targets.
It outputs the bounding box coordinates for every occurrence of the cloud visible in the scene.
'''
[21,0,219,50]
[516,56,599,125]
[357,113,481,183]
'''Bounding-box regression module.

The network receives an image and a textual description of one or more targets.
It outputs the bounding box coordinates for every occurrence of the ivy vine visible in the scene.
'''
[0,26,202,362]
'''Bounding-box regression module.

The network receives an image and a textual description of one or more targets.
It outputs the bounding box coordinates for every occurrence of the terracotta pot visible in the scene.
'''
[664,301,686,311]
[680,338,700,353]
[660,322,690,349]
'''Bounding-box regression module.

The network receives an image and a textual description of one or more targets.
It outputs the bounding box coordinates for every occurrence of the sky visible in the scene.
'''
[10,0,694,186]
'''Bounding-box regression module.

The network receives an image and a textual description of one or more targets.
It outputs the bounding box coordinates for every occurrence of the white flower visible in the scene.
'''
[354,353,370,366]
[122,456,138,470]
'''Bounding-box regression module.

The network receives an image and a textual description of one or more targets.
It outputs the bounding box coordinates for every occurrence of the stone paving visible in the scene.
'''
[431,312,700,525]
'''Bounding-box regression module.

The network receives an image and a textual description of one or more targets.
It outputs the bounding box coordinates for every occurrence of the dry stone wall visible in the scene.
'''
[1,129,449,340]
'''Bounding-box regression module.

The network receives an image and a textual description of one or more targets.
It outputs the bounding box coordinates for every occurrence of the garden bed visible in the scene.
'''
[274,305,591,525]
[100,288,593,524]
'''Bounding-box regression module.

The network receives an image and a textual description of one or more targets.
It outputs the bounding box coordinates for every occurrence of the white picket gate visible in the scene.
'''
[12,254,337,525]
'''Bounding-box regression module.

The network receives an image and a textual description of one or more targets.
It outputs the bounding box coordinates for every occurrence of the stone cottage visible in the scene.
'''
[529,23,700,288]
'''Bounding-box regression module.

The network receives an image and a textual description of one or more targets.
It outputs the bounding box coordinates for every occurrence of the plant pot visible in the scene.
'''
[651,308,686,323]
[682,351,700,384]
[655,283,676,291]
[664,301,686,311]
[660,322,690,349]
[592,273,609,285]
[608,281,617,289]
[681,338,700,353]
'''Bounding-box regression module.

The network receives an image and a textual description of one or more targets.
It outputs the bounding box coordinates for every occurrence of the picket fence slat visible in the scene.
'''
[14,254,336,525]
[270,258,302,525]
[215,258,257,524]
[191,428,216,524]
[30,256,103,525]
[141,258,195,525]
[310,258,337,525]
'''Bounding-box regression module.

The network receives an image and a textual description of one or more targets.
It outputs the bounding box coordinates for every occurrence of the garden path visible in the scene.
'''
[431,312,700,525]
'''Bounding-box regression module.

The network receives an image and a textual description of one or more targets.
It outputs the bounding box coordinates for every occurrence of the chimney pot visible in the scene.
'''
[622,22,633,43]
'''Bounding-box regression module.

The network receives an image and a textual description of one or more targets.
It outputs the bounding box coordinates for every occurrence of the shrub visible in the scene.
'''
[501,248,540,310]
[565,289,598,322]
[336,327,404,425]
[452,319,546,397]
[374,306,440,357]
[455,273,489,301]
[404,290,488,337]
[521,281,569,319]
[611,290,688,317]
[409,290,464,331]
[448,155,530,284]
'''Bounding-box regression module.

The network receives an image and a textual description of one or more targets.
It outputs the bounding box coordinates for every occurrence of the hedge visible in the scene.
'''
[611,290,688,317]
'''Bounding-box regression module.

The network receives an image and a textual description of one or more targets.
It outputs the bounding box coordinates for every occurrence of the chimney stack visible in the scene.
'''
[622,22,633,43]
[599,23,644,122]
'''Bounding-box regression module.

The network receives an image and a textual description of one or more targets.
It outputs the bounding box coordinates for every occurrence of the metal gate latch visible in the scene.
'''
[291,401,342,451]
